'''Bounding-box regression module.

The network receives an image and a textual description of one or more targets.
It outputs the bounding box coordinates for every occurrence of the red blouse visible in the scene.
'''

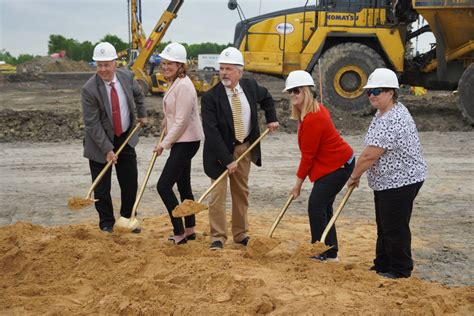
[297,104,353,182]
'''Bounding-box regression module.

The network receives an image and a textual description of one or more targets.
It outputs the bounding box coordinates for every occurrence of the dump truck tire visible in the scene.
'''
[313,43,385,113]
[458,63,474,125]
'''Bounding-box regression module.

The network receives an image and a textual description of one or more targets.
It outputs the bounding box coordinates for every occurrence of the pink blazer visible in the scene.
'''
[161,76,204,149]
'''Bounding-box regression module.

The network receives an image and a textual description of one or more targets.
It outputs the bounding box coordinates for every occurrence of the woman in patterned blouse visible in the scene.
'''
[347,68,427,279]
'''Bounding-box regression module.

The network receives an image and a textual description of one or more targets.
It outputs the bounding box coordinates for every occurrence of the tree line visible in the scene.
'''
[1,34,230,65]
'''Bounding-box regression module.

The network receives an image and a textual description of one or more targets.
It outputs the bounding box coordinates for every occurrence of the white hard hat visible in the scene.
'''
[363,68,399,89]
[159,42,187,64]
[218,47,244,66]
[284,70,315,91]
[92,42,118,61]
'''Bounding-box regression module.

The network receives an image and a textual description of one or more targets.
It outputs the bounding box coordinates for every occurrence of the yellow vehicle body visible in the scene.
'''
[232,0,474,121]
[0,63,16,74]
[412,1,474,72]
[240,8,405,75]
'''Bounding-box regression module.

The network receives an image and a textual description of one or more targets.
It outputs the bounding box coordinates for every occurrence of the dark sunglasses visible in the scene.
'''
[287,87,301,95]
[366,88,386,96]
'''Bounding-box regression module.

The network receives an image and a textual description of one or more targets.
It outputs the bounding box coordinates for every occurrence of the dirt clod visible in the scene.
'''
[67,196,94,210]
[172,199,208,217]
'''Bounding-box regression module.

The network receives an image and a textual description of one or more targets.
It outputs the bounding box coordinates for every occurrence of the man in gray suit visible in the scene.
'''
[81,42,148,233]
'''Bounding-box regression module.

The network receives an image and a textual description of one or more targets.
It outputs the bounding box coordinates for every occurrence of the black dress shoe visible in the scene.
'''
[186,233,196,240]
[236,236,249,246]
[370,265,389,273]
[174,238,187,245]
[168,235,187,244]
[100,226,113,233]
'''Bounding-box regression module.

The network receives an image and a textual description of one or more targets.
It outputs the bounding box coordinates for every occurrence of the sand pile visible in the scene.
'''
[42,59,92,73]
[0,110,163,143]
[1,212,472,314]
[16,57,92,77]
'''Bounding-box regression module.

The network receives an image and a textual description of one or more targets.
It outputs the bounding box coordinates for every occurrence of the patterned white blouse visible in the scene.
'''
[364,102,427,191]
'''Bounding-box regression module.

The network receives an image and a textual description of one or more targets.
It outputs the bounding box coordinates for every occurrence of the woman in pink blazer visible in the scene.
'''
[154,43,204,244]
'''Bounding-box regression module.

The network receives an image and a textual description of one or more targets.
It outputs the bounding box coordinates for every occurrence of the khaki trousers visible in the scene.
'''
[208,142,251,244]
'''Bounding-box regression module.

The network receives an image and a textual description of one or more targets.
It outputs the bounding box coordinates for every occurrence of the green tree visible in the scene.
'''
[0,49,16,64]
[79,41,94,61]
[0,49,36,65]
[100,34,128,53]
[186,42,230,58]
[48,34,83,60]
[29,34,231,63]
[16,54,36,64]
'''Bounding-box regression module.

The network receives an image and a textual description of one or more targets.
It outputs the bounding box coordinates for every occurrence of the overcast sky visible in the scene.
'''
[1,0,434,57]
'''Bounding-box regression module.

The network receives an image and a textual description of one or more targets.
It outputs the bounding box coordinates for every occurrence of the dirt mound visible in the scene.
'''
[0,109,163,143]
[1,215,473,314]
[16,57,92,78]
[43,60,92,73]
[0,109,84,142]
[0,73,472,143]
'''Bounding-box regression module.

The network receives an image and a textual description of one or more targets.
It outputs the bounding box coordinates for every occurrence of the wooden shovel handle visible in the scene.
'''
[319,185,355,243]
[85,123,142,199]
[267,194,294,238]
[197,128,270,203]
[318,59,324,104]
[130,128,166,218]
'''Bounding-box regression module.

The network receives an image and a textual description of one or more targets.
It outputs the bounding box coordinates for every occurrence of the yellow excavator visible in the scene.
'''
[127,0,218,95]
[228,0,474,123]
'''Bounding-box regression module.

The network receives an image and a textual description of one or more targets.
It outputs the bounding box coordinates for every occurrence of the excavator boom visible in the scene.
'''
[130,0,183,85]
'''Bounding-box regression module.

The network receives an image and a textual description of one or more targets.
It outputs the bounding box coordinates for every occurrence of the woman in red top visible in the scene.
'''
[286,70,354,262]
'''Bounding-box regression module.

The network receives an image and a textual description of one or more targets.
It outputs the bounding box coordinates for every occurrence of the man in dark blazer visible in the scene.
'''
[201,47,279,250]
[81,42,148,233]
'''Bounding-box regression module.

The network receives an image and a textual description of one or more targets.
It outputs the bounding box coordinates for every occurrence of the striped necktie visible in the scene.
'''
[110,82,123,136]
[231,89,245,143]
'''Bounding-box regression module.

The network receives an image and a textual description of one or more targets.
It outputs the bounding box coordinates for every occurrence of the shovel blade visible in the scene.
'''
[172,199,208,217]
[247,236,281,258]
[311,242,333,256]
[67,196,94,210]
[115,216,141,232]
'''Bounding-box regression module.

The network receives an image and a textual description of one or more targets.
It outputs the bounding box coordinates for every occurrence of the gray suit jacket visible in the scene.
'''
[81,68,147,163]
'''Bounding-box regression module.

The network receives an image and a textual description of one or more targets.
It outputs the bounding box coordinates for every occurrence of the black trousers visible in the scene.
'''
[157,141,200,236]
[308,160,354,257]
[373,181,423,277]
[89,133,138,230]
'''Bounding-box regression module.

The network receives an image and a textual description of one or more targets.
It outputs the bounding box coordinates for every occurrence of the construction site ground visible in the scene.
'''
[0,72,473,314]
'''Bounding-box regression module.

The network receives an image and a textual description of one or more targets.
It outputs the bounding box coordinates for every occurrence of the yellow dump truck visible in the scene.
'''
[229,0,474,123]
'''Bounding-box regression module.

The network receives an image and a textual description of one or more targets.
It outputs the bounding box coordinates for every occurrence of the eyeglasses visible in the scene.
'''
[287,87,301,95]
[366,88,385,96]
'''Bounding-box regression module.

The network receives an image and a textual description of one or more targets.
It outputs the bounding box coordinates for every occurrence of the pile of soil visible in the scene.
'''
[15,57,93,78]
[1,214,472,314]
[0,109,84,142]
[0,91,472,143]
[0,72,471,143]
[42,60,92,73]
[0,109,163,143]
